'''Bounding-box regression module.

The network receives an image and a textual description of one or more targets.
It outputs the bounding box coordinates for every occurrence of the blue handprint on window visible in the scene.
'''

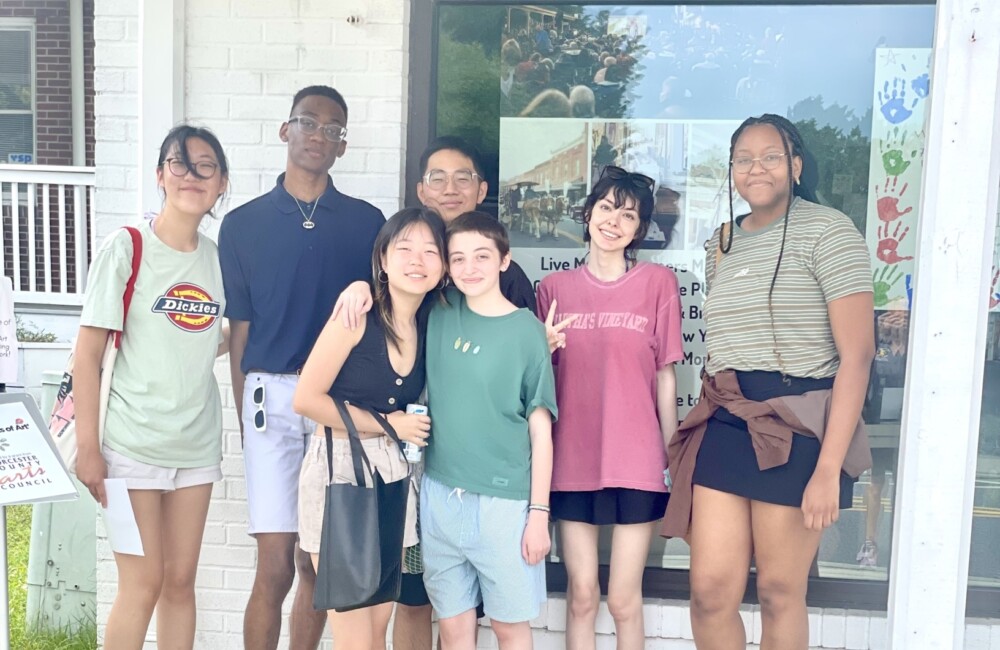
[878,78,914,124]
[911,73,930,99]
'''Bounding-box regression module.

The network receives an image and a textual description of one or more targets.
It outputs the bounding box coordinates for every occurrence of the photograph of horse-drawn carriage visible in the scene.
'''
[499,118,588,248]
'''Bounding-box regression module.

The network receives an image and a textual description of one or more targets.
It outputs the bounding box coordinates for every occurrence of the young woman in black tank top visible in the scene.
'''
[293,208,447,649]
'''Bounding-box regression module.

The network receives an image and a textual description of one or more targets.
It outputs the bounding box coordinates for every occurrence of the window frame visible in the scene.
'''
[407,0,1000,618]
[0,18,37,164]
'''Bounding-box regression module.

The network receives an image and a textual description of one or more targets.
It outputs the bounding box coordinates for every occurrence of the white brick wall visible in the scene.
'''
[91,1,1000,648]
[93,1,410,648]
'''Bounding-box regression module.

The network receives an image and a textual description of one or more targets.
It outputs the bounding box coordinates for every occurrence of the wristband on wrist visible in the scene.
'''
[528,503,550,513]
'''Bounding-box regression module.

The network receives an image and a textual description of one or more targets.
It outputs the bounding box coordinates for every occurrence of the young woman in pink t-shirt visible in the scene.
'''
[537,167,683,649]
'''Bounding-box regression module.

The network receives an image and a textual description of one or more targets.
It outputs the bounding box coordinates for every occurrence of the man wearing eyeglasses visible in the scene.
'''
[218,85,385,650]
[330,136,535,650]
[417,136,535,310]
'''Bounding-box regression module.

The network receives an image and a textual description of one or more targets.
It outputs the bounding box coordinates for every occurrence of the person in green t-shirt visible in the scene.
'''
[421,212,557,649]
[74,125,230,650]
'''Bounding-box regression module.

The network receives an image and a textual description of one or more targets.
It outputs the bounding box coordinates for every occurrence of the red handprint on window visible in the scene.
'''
[990,267,1000,310]
[876,177,913,223]
[877,222,914,264]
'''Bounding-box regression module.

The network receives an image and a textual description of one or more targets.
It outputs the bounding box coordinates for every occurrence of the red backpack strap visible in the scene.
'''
[113,226,143,348]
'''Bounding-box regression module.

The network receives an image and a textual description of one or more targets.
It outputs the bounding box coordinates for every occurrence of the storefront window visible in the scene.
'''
[432,1,936,602]
[971,204,1000,594]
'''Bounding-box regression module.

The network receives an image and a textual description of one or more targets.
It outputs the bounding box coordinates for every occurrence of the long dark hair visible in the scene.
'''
[371,208,448,351]
[576,169,654,263]
[720,114,807,374]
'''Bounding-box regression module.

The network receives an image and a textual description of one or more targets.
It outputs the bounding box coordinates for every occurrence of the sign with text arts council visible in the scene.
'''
[0,393,77,507]
[865,48,931,311]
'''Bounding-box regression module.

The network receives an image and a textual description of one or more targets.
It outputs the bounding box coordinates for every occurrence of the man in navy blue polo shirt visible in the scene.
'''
[218,85,384,650]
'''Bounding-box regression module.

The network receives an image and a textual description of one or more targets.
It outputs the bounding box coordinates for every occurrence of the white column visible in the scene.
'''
[137,0,185,215]
[69,0,85,166]
[887,1,1000,648]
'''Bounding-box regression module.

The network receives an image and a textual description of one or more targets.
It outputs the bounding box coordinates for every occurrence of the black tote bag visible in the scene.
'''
[313,401,410,612]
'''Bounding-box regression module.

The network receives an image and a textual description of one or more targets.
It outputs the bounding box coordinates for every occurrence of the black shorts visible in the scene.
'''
[397,573,485,619]
[692,370,855,508]
[551,487,668,526]
[398,572,431,607]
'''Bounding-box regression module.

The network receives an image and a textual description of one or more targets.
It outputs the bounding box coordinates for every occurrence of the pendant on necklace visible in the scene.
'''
[294,196,319,231]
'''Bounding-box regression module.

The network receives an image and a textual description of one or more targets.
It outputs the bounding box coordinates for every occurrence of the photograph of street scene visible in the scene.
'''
[499,118,588,248]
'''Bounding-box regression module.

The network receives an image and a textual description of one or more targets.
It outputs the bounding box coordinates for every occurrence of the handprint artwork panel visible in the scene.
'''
[865,48,930,311]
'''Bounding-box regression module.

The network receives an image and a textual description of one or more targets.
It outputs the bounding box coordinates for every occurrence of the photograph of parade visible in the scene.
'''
[499,5,808,121]
[501,6,645,119]
[590,120,688,250]
[499,118,588,248]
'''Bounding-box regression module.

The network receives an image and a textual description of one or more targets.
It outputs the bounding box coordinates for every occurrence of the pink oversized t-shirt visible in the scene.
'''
[537,262,684,493]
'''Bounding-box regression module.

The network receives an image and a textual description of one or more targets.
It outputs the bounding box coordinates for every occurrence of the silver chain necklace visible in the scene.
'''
[293,196,318,230]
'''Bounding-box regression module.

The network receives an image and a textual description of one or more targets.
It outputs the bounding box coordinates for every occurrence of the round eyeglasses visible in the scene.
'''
[288,116,348,143]
[162,158,219,179]
[731,153,788,174]
[423,169,479,191]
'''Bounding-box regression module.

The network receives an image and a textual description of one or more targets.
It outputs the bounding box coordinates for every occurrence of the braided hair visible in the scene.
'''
[720,114,807,375]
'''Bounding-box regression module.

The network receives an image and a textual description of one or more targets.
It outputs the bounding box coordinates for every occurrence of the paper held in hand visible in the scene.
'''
[0,393,78,507]
[102,478,144,556]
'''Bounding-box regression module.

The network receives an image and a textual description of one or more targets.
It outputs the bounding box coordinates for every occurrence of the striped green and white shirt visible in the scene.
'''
[704,198,873,379]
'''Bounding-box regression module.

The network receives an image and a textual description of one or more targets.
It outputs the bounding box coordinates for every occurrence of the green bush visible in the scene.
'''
[15,316,58,343]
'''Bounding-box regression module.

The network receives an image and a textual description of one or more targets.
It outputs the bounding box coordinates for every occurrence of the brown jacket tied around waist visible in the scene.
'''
[661,370,872,539]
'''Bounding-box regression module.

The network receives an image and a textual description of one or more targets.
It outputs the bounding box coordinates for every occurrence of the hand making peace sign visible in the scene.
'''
[545,299,578,353]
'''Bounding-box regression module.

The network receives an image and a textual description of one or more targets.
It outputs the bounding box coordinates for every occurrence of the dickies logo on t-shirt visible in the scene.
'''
[152,283,221,332]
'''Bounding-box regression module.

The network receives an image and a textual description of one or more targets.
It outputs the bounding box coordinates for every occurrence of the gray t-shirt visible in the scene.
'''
[80,222,225,468]
[704,198,873,379]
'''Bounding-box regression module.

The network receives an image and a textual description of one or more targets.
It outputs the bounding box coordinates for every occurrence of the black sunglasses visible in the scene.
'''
[599,165,655,191]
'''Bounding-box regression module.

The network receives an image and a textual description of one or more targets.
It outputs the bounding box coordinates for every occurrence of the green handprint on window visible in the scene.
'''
[873,265,904,308]
[878,128,921,176]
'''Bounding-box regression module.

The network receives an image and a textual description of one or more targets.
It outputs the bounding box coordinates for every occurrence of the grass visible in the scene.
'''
[6,504,97,650]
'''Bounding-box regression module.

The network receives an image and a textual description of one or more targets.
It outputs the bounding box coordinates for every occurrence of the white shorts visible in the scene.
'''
[242,372,314,536]
[103,445,221,492]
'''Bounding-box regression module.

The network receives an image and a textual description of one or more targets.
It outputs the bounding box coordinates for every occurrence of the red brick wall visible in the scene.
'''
[0,0,94,165]
[83,0,93,166]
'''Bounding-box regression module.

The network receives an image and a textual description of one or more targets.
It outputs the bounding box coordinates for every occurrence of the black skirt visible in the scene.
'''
[551,487,669,526]
[692,370,855,508]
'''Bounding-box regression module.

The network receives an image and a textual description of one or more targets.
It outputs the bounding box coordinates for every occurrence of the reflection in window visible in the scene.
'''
[972,215,1000,590]
[0,26,34,163]
[436,2,936,585]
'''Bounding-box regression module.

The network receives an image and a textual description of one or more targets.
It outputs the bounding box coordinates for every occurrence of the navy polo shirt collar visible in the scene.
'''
[269,172,341,215]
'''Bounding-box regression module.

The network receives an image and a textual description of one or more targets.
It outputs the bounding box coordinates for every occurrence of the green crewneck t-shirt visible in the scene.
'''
[424,288,557,500]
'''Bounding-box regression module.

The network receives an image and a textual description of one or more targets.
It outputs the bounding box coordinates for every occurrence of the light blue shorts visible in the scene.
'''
[419,475,545,623]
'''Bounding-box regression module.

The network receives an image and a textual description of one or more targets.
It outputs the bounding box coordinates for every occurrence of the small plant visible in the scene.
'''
[15,316,58,343]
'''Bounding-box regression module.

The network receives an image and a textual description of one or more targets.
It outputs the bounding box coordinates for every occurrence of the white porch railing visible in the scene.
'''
[0,164,96,307]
